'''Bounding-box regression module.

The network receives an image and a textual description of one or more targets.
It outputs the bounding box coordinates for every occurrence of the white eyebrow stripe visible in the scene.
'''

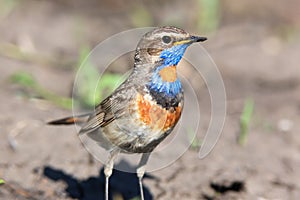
[155,32,188,38]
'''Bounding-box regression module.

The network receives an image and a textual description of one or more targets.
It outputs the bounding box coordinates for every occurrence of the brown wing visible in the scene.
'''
[79,85,136,135]
[78,99,113,134]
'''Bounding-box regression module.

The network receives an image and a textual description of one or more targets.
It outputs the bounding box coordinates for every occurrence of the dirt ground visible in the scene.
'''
[0,0,300,200]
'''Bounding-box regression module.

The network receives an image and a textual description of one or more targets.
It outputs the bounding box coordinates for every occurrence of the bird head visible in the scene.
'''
[134,26,206,97]
[134,26,207,67]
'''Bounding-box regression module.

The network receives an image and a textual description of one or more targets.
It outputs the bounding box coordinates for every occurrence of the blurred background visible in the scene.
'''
[0,0,299,199]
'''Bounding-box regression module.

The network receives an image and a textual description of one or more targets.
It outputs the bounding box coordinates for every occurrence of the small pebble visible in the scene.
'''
[277,118,293,132]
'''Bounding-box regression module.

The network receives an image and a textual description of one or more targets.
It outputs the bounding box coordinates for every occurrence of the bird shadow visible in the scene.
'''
[43,160,154,200]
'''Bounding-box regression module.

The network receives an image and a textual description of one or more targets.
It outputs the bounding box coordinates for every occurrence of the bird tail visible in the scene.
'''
[47,113,90,125]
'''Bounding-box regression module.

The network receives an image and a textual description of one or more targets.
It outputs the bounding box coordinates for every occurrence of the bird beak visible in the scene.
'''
[174,35,207,45]
[190,35,207,43]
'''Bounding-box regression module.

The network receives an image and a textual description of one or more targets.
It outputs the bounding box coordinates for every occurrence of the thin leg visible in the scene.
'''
[105,176,109,200]
[137,153,150,200]
[104,149,120,200]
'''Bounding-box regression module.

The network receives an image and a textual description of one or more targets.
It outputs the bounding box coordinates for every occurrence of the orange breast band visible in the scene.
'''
[136,93,181,132]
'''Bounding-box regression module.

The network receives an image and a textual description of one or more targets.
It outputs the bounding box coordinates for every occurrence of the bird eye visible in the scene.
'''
[162,35,172,44]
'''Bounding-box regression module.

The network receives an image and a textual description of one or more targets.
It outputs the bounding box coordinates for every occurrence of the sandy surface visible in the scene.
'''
[0,1,300,199]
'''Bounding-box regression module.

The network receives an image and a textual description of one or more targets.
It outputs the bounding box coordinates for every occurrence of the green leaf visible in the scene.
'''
[0,0,19,19]
[10,71,36,87]
[95,73,125,101]
[10,71,72,109]
[187,127,202,150]
[0,179,5,185]
[238,98,254,146]
[197,0,220,33]
[75,46,126,108]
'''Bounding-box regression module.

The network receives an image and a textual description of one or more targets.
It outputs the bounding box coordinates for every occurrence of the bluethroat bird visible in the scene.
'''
[48,26,207,200]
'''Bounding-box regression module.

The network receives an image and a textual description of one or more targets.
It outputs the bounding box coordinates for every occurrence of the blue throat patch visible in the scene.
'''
[148,44,189,96]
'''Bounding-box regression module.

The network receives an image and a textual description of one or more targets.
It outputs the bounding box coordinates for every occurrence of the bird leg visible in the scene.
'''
[104,149,120,200]
[137,153,150,200]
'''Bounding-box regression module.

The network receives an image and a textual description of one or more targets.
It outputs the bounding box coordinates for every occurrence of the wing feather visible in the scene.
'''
[79,85,136,135]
